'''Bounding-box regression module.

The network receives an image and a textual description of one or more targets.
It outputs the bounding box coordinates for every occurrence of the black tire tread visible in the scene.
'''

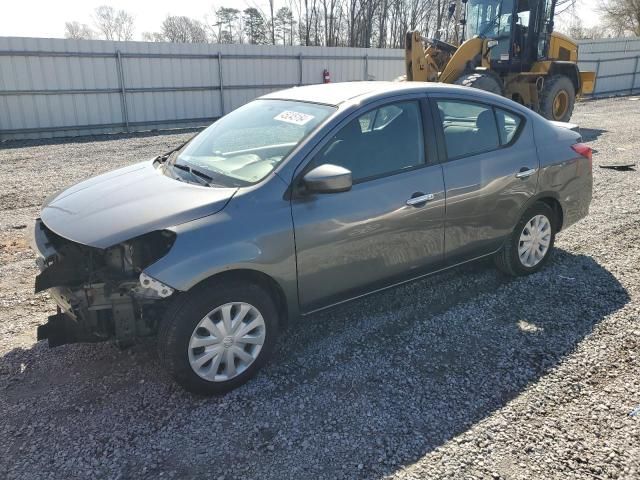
[455,72,504,96]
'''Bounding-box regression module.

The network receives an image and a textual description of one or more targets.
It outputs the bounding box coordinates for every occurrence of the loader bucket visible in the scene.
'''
[580,71,596,95]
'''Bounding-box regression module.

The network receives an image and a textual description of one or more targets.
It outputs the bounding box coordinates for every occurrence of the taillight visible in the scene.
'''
[572,143,592,161]
[572,143,592,175]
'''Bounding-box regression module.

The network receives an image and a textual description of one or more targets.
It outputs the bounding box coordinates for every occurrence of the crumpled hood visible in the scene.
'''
[41,160,237,249]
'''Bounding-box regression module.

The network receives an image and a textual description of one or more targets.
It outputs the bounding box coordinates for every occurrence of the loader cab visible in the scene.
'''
[465,0,556,72]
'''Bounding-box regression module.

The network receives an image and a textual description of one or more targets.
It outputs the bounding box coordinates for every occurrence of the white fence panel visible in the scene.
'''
[0,37,405,141]
[578,38,640,97]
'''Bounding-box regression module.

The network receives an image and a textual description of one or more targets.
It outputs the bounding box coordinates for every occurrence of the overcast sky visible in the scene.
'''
[1,0,601,40]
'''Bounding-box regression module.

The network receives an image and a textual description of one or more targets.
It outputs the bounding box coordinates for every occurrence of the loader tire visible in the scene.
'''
[455,72,504,96]
[539,74,575,122]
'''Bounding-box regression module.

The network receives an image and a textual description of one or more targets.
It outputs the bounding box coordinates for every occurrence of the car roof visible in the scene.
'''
[259,81,508,107]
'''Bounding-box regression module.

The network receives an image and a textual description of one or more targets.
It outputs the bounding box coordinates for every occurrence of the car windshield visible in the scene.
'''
[170,99,335,186]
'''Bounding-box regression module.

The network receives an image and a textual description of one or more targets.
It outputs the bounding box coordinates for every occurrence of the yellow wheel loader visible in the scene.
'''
[404,0,595,121]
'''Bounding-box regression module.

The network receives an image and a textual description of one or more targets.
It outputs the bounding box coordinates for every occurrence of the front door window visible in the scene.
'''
[312,101,425,182]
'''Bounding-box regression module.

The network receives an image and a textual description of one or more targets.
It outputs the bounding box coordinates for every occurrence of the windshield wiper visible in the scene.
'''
[170,163,214,187]
[155,135,196,163]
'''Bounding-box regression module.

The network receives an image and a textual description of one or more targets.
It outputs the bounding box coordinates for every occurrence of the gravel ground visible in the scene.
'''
[0,97,639,480]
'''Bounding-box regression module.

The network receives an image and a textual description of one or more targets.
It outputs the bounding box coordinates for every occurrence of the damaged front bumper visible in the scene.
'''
[30,218,176,347]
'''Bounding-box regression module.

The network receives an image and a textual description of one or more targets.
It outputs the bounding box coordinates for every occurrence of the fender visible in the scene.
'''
[143,179,300,321]
[514,190,564,231]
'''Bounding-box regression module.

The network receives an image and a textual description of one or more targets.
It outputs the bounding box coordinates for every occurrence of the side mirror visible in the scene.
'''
[303,164,352,194]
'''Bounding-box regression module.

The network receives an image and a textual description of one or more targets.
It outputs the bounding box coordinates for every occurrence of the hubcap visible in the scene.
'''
[518,214,551,268]
[188,302,266,382]
[553,90,569,119]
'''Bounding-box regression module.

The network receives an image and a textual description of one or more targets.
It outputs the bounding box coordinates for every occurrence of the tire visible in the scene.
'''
[494,202,557,276]
[158,280,279,395]
[455,72,504,96]
[539,74,575,122]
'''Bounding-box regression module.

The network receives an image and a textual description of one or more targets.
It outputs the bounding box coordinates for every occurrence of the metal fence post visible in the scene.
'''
[115,50,130,133]
[631,56,639,94]
[298,53,303,86]
[218,52,225,116]
[594,59,601,96]
[364,54,369,80]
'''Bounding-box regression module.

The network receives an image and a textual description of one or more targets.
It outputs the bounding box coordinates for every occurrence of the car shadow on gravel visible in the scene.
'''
[0,250,630,479]
[579,127,607,142]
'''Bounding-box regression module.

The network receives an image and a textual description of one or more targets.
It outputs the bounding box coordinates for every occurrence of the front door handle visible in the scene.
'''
[515,168,537,179]
[406,193,435,206]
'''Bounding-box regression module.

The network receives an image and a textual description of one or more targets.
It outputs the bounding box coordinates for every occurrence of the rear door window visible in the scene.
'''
[436,100,500,160]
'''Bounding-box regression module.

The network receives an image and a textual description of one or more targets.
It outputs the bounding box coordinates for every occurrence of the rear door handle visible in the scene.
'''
[406,193,435,206]
[515,168,537,179]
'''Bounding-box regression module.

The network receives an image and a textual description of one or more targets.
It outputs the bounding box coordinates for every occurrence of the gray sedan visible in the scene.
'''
[30,81,592,394]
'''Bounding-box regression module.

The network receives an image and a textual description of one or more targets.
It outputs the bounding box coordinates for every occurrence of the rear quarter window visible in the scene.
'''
[495,108,524,145]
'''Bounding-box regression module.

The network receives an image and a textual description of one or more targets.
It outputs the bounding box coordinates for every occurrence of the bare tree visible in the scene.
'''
[555,3,608,39]
[269,0,277,44]
[64,21,95,40]
[133,0,577,48]
[160,16,208,43]
[214,7,242,43]
[244,8,269,44]
[275,7,297,44]
[599,0,640,36]
[93,6,135,41]
[141,32,166,42]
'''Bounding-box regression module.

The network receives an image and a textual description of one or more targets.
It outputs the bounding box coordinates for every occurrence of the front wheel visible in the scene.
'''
[494,202,557,276]
[158,280,279,395]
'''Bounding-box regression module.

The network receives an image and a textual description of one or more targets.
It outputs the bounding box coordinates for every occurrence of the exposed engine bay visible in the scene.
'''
[32,219,176,347]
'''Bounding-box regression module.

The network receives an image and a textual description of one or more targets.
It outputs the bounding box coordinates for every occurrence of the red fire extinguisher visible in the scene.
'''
[323,69,331,83]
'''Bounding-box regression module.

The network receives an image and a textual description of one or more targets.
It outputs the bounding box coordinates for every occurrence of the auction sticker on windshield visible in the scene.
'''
[274,111,315,125]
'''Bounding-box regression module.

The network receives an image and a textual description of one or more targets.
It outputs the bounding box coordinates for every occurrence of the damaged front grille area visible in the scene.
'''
[35,225,104,293]
[35,223,176,293]
[33,220,176,347]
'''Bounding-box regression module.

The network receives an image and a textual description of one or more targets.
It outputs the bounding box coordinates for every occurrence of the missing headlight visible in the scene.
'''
[35,228,176,293]
[122,230,176,272]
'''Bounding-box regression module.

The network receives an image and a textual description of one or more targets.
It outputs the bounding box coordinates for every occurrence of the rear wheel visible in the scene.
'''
[455,72,504,96]
[158,280,279,395]
[494,202,557,276]
[539,74,575,122]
